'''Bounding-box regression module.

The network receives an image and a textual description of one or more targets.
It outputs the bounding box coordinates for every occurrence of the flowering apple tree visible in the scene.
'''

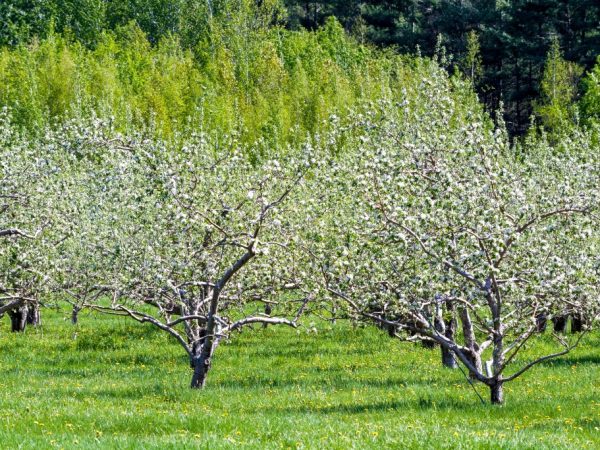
[51,125,318,388]
[314,98,600,404]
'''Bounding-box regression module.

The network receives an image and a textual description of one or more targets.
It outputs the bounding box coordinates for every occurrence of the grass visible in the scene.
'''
[0,310,598,449]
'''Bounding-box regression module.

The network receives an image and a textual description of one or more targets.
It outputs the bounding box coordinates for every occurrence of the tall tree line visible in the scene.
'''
[1,1,598,134]
[285,0,600,134]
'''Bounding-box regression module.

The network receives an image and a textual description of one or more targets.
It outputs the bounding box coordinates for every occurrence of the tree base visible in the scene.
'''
[441,347,458,369]
[490,382,504,404]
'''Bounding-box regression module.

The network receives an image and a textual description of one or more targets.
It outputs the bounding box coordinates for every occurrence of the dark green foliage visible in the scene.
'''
[0,0,286,48]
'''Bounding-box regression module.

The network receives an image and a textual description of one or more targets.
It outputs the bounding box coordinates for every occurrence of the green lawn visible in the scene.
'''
[0,310,598,449]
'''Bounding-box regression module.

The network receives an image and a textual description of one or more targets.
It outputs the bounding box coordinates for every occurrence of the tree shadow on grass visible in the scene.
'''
[228,343,368,359]
[212,371,460,390]
[537,354,600,367]
[258,396,484,415]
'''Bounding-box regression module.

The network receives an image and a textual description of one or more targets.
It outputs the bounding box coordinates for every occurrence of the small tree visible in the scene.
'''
[580,56,600,126]
[462,30,483,84]
[534,37,583,134]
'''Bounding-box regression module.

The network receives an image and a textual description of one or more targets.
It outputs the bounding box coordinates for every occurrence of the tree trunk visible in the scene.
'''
[535,313,547,332]
[190,347,212,389]
[464,349,483,379]
[9,305,28,332]
[71,306,80,325]
[27,303,41,327]
[421,339,436,349]
[571,314,584,333]
[441,346,457,369]
[490,381,504,405]
[189,248,254,389]
[263,303,272,329]
[553,316,567,333]
[460,308,481,379]
[441,305,458,369]
[435,303,457,369]
[386,323,397,337]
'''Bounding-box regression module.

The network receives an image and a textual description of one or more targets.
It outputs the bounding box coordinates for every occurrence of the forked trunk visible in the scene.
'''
[490,381,504,404]
[188,248,254,389]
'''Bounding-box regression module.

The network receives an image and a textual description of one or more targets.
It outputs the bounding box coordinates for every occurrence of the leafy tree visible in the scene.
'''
[580,56,600,126]
[0,110,67,331]
[534,37,583,133]
[462,30,483,84]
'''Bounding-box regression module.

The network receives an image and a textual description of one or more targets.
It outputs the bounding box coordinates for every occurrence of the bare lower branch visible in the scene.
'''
[502,330,589,383]
[84,303,192,357]
[225,316,297,333]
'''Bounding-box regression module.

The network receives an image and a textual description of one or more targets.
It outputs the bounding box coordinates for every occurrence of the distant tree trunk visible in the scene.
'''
[9,305,28,332]
[71,305,81,325]
[571,314,584,333]
[441,342,457,368]
[386,322,396,337]
[26,303,41,327]
[460,308,481,379]
[439,304,458,369]
[421,339,436,349]
[263,303,272,329]
[552,315,568,333]
[421,305,437,349]
[490,380,504,405]
[535,312,547,332]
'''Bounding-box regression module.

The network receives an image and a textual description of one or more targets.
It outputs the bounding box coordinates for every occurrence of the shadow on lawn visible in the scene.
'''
[259,396,483,415]
[537,354,600,367]
[213,372,458,390]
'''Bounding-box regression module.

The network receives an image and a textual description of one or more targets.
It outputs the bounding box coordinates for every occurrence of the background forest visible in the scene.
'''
[0,0,599,138]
